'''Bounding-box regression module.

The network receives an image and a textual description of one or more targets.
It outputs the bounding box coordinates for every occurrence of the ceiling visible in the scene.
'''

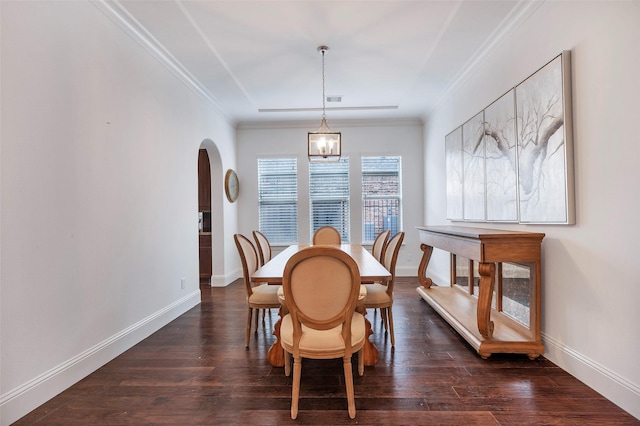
[113,0,538,125]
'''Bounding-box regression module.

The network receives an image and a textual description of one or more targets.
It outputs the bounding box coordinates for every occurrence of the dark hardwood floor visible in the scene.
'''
[15,277,638,425]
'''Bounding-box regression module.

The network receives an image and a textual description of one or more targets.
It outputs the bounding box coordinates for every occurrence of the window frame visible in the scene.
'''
[361,156,403,244]
[308,157,350,243]
[257,157,299,245]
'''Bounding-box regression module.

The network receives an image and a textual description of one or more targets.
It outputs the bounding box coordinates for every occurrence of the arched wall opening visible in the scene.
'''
[198,139,225,286]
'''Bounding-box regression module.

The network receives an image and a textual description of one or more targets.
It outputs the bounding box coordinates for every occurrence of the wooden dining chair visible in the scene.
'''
[234,234,281,348]
[371,229,390,263]
[369,229,390,319]
[364,231,404,346]
[312,226,341,245]
[280,246,366,419]
[252,230,272,267]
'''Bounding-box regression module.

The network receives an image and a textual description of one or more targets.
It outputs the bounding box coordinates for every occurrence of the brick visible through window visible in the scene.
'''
[362,156,402,242]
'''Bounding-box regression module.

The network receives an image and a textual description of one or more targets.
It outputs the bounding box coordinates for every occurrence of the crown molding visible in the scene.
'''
[89,0,228,118]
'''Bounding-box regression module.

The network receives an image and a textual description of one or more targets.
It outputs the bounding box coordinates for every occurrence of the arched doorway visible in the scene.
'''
[198,148,212,285]
[197,140,224,286]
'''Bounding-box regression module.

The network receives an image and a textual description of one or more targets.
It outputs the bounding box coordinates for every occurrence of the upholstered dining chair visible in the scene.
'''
[371,229,390,263]
[233,234,281,348]
[312,226,341,245]
[252,230,272,267]
[253,230,274,321]
[369,229,390,319]
[280,246,366,419]
[364,231,404,346]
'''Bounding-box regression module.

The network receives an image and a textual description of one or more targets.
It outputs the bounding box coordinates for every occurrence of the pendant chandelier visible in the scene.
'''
[308,46,341,162]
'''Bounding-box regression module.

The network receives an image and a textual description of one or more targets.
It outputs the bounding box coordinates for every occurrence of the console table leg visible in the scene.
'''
[477,262,495,339]
[418,244,434,288]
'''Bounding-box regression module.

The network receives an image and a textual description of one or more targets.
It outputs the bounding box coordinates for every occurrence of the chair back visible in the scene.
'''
[252,230,272,266]
[312,226,341,245]
[282,246,361,356]
[234,234,259,297]
[372,230,390,263]
[382,232,404,296]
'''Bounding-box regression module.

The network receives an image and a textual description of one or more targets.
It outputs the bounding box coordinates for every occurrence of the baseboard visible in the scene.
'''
[211,268,241,287]
[396,266,419,278]
[542,332,640,420]
[396,267,448,285]
[0,290,201,426]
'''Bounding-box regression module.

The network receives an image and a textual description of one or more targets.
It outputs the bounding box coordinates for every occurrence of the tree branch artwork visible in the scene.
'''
[444,51,574,224]
[483,89,518,222]
[462,112,485,221]
[516,55,570,223]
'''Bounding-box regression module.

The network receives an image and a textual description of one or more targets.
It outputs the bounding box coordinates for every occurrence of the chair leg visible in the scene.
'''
[245,308,253,348]
[381,307,389,332]
[284,350,291,377]
[388,306,395,347]
[343,357,356,419]
[254,308,259,332]
[357,347,364,376]
[291,357,302,419]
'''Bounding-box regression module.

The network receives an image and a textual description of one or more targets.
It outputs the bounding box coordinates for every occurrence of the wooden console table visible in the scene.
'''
[416,226,545,359]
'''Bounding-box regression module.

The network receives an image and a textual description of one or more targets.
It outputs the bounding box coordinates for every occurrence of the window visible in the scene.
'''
[257,158,298,244]
[309,157,349,242]
[362,156,402,243]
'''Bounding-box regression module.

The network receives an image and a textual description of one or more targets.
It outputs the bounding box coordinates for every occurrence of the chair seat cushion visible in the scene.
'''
[280,312,366,353]
[249,284,281,305]
[364,283,391,305]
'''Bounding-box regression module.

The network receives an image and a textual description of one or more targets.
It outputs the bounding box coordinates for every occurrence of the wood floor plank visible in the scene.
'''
[13,277,638,425]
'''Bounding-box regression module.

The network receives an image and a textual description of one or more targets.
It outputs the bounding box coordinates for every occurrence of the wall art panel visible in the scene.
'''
[445,126,464,220]
[484,89,518,222]
[462,112,486,221]
[516,51,574,224]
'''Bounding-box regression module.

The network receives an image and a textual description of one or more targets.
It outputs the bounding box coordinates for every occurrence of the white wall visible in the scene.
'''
[237,120,424,275]
[0,2,237,424]
[423,1,640,419]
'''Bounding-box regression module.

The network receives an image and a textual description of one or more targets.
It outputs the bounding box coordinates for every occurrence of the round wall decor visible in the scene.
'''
[224,169,239,203]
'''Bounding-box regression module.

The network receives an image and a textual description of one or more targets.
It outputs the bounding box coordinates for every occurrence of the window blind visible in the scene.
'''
[258,158,298,244]
[309,157,349,242]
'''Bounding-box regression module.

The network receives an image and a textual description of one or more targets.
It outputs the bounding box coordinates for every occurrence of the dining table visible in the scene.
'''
[251,244,391,367]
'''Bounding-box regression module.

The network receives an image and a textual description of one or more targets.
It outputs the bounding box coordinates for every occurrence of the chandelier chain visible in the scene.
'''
[321,49,326,120]
[308,45,340,162]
